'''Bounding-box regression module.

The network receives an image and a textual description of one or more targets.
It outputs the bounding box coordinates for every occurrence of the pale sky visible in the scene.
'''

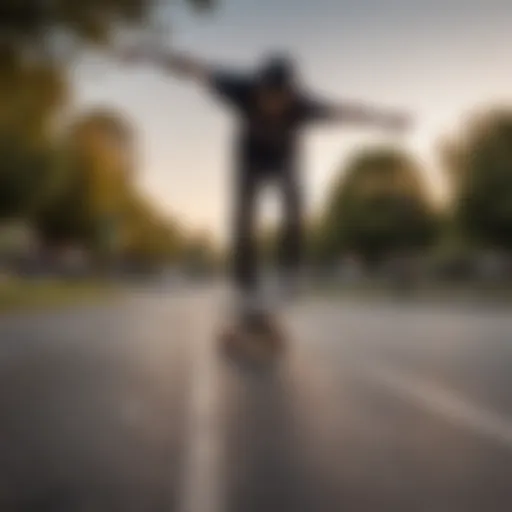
[72,0,512,242]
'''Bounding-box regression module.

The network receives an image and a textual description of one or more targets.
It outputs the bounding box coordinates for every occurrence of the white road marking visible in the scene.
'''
[179,302,224,512]
[371,367,512,450]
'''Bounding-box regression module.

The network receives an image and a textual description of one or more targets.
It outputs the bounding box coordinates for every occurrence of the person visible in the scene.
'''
[120,48,411,330]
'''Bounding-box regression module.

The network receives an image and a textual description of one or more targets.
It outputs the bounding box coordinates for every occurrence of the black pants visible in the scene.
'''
[232,165,302,294]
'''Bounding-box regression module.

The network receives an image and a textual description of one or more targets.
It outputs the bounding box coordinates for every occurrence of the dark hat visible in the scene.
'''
[258,54,296,89]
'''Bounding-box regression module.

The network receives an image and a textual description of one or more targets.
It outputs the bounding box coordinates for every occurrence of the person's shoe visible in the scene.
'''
[244,311,286,355]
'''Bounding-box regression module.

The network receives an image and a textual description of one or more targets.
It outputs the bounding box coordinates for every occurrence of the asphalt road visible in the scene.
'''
[0,287,511,511]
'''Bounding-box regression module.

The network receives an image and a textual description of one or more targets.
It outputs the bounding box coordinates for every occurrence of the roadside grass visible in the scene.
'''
[312,279,512,304]
[0,277,120,313]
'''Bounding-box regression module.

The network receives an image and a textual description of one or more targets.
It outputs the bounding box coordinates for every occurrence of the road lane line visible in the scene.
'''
[179,303,224,512]
[370,367,512,450]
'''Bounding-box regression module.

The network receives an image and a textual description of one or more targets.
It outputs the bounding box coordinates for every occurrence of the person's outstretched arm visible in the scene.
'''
[118,46,251,105]
[154,52,211,82]
[119,46,212,83]
[305,98,412,132]
[331,102,411,131]
[119,45,252,110]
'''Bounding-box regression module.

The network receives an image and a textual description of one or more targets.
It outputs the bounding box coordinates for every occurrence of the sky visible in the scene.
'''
[72,0,512,242]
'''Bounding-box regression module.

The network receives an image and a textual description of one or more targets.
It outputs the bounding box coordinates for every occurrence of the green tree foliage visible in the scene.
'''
[122,191,183,266]
[444,109,512,250]
[0,46,68,220]
[68,108,134,215]
[34,108,183,266]
[0,0,209,269]
[0,51,67,225]
[0,53,67,142]
[35,109,133,249]
[33,153,94,246]
[2,0,212,51]
[0,0,212,220]
[318,147,438,266]
[0,134,54,219]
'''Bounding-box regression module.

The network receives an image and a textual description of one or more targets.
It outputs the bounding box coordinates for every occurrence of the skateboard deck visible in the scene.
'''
[219,312,287,366]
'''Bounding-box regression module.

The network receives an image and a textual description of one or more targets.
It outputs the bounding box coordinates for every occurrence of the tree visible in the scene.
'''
[1,0,211,270]
[0,45,69,223]
[2,0,212,54]
[33,154,94,247]
[444,109,512,250]
[122,191,184,268]
[0,133,54,218]
[0,0,212,178]
[34,108,134,254]
[69,108,135,215]
[35,110,184,270]
[318,147,438,267]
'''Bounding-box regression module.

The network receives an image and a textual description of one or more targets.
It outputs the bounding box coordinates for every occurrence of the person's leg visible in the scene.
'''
[277,166,303,300]
[232,167,260,312]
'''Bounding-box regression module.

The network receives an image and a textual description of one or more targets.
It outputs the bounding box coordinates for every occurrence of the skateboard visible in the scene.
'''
[219,310,287,366]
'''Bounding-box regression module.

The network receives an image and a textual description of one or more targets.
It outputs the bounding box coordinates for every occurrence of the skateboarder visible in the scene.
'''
[120,48,411,338]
